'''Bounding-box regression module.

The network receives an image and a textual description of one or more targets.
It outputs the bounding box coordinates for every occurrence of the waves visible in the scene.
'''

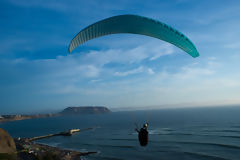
[183,151,230,160]
[79,127,240,160]
[36,126,240,160]
[220,135,240,139]
[90,156,125,160]
[110,138,136,141]
[151,150,230,160]
[12,110,240,160]
[177,141,240,149]
[147,126,240,137]
[82,143,136,149]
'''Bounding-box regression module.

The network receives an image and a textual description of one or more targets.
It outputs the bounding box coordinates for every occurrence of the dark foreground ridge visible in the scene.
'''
[0,128,16,154]
[60,106,111,115]
[0,128,97,160]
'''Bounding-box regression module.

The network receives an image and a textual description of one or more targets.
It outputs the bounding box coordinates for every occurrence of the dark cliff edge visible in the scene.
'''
[60,106,111,115]
[0,128,17,159]
[0,128,16,153]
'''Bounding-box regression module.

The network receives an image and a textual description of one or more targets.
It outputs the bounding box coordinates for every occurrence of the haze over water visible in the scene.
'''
[1,106,240,160]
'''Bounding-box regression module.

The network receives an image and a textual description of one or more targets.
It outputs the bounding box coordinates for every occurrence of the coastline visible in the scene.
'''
[0,107,111,159]
[0,127,98,160]
[14,138,97,160]
[0,114,59,124]
[0,106,111,124]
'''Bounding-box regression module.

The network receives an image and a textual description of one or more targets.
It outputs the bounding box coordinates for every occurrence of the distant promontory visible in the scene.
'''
[0,106,111,123]
[59,106,111,115]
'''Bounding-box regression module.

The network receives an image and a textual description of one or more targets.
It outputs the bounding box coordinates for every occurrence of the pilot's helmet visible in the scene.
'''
[143,123,148,128]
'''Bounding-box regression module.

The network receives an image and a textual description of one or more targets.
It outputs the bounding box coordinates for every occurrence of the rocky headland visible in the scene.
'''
[0,106,111,123]
[60,106,111,115]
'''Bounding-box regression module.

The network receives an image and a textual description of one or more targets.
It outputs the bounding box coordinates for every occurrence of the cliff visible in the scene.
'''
[60,106,111,115]
[0,128,16,154]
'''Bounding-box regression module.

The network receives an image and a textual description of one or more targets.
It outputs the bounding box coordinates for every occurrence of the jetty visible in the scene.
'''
[28,128,93,141]
[11,127,98,160]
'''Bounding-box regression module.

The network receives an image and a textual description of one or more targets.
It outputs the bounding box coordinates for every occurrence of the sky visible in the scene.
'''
[0,0,240,114]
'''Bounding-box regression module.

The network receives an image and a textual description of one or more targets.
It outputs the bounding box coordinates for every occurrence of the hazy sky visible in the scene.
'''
[0,0,240,114]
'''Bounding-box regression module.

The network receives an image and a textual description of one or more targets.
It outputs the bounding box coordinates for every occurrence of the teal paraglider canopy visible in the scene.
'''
[68,14,199,58]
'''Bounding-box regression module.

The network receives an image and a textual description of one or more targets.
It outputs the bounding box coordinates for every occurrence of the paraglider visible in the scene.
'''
[135,123,149,146]
[68,14,200,147]
[68,14,199,58]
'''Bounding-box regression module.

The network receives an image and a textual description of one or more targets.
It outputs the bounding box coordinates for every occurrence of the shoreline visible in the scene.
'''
[0,106,111,124]
[14,138,97,160]
[0,114,59,124]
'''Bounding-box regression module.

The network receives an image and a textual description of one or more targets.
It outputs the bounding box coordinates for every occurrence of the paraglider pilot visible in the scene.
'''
[135,123,148,146]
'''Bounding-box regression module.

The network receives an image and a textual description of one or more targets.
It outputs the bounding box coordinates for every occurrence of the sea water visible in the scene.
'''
[1,106,240,160]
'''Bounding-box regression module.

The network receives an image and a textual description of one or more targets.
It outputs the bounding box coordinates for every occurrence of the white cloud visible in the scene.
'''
[224,42,240,49]
[77,65,100,78]
[1,33,240,111]
[149,43,174,60]
[177,66,215,79]
[0,41,174,98]
[114,66,144,76]
[79,41,175,66]
[114,66,156,77]
[208,57,216,60]
[89,79,102,83]
[147,68,155,75]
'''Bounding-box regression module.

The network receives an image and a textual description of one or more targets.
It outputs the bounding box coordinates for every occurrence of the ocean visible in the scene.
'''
[1,106,240,160]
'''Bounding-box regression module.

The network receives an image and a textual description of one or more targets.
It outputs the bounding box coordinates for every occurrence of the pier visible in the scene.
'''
[28,128,93,141]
